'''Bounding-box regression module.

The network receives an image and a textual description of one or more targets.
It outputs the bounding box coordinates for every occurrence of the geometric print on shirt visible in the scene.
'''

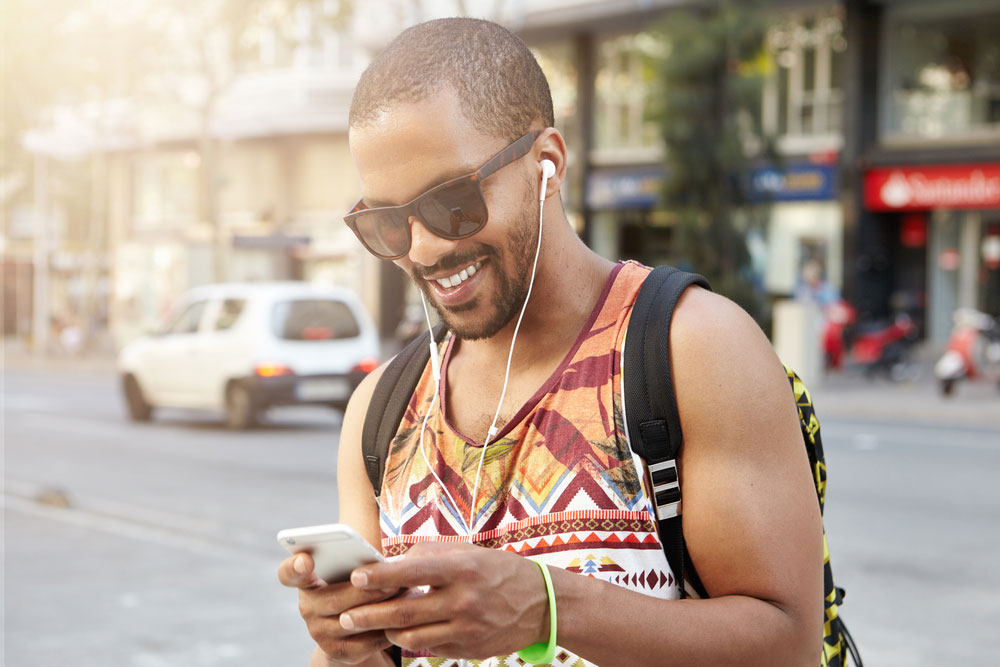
[377,261,678,667]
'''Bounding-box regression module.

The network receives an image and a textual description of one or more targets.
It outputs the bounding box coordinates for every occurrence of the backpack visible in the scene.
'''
[361,265,861,667]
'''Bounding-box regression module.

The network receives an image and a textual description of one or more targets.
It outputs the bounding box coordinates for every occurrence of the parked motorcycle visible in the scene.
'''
[934,308,1000,396]
[823,299,919,381]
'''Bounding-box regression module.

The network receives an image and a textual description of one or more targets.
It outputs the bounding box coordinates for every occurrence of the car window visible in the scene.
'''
[166,301,207,335]
[272,299,361,341]
[213,299,246,331]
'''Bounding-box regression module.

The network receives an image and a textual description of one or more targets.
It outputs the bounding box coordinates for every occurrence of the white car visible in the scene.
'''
[118,282,380,428]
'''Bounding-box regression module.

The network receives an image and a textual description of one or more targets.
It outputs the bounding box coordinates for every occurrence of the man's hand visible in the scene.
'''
[277,552,398,665]
[339,542,550,661]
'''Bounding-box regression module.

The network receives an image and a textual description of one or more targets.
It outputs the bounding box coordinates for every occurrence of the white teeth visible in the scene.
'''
[435,261,482,289]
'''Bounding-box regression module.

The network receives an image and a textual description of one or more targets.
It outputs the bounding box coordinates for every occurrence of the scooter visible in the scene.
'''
[934,308,1000,396]
[823,300,919,380]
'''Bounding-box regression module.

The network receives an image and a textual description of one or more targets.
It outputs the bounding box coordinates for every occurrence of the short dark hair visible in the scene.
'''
[349,18,554,142]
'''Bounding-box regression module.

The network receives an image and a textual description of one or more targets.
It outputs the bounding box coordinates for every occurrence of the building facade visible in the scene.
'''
[517,0,849,319]
[11,1,403,352]
[519,0,999,345]
[844,0,1000,345]
[11,0,997,354]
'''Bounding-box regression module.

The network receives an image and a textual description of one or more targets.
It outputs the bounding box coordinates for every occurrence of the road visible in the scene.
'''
[3,365,999,666]
[3,367,342,666]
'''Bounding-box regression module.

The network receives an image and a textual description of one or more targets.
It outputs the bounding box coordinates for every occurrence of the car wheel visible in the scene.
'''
[123,375,153,422]
[225,382,258,430]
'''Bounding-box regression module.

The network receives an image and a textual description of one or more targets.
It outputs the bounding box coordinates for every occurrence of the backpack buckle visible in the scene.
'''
[649,459,680,519]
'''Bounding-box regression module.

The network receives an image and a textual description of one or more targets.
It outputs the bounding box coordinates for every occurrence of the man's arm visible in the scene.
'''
[340,288,824,666]
[278,364,397,667]
[335,364,388,554]
[545,287,824,665]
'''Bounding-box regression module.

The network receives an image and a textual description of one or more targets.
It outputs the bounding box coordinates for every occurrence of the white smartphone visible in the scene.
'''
[276,523,385,584]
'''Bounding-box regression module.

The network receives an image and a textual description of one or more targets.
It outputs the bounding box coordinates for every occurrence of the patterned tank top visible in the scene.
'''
[378,261,679,666]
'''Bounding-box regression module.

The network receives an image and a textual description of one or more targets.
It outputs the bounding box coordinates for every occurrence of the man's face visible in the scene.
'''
[349,89,539,340]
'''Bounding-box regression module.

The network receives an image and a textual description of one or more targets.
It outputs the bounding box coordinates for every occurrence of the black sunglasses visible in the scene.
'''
[344,130,541,260]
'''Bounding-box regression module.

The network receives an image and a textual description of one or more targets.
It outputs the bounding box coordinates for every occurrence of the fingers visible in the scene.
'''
[282,553,401,666]
[351,548,457,591]
[300,582,400,619]
[278,553,326,589]
[340,587,445,632]
[298,586,399,664]
[385,623,461,657]
[310,628,393,664]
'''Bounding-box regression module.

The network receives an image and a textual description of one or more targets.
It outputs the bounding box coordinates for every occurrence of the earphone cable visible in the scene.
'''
[417,291,472,535]
[467,180,547,536]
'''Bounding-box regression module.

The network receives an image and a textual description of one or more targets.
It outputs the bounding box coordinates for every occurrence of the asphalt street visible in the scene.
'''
[3,361,999,666]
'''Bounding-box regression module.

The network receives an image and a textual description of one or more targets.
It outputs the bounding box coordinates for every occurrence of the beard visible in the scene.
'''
[410,205,539,341]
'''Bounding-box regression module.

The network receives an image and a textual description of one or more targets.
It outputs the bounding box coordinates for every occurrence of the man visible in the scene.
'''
[279,17,822,667]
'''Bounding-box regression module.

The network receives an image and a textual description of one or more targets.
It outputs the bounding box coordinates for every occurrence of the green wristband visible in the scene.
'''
[517,559,557,665]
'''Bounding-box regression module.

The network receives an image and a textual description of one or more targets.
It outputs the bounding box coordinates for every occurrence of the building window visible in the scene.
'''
[213,299,246,331]
[763,8,846,143]
[881,2,1000,142]
[593,32,663,161]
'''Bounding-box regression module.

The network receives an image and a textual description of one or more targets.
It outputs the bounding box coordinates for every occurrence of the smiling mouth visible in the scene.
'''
[432,260,483,289]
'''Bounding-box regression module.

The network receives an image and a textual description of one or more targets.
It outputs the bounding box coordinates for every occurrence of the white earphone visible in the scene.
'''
[539,159,555,201]
[541,159,555,180]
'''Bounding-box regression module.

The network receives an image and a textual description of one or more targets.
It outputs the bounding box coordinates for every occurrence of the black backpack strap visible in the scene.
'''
[623,265,710,598]
[362,324,446,498]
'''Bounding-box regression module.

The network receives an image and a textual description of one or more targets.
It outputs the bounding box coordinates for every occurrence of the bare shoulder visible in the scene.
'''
[336,361,391,547]
[668,286,798,458]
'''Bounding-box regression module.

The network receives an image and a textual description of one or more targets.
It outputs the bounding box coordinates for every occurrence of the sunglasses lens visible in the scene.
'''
[353,209,411,259]
[418,179,488,238]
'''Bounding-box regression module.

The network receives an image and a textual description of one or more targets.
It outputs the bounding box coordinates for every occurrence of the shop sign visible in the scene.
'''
[587,167,663,210]
[865,164,1000,211]
[749,163,837,201]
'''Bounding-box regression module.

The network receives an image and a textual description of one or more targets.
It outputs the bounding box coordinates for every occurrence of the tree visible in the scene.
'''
[650,1,774,322]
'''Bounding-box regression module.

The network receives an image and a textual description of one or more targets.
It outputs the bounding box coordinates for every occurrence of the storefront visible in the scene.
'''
[842,0,1000,344]
[864,164,1000,345]
[752,161,842,300]
[586,166,666,264]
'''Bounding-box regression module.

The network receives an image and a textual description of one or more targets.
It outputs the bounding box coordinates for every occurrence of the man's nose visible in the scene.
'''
[407,216,458,268]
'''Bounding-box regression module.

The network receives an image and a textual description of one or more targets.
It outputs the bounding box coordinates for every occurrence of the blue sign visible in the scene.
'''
[749,163,837,202]
[587,167,664,210]
[586,162,836,209]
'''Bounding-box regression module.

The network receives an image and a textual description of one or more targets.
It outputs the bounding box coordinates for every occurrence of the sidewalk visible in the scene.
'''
[811,366,1000,430]
[2,343,119,376]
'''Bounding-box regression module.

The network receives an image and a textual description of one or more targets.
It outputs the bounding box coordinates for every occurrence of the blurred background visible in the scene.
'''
[4,0,998,360]
[3,0,1000,666]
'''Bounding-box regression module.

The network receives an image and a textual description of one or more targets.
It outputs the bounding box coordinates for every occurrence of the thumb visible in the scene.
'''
[278,553,325,589]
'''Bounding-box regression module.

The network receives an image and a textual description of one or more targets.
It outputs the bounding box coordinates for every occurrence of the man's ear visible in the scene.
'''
[536,128,568,200]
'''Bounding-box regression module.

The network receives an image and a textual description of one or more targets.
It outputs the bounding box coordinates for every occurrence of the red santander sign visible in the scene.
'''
[865,164,1000,211]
